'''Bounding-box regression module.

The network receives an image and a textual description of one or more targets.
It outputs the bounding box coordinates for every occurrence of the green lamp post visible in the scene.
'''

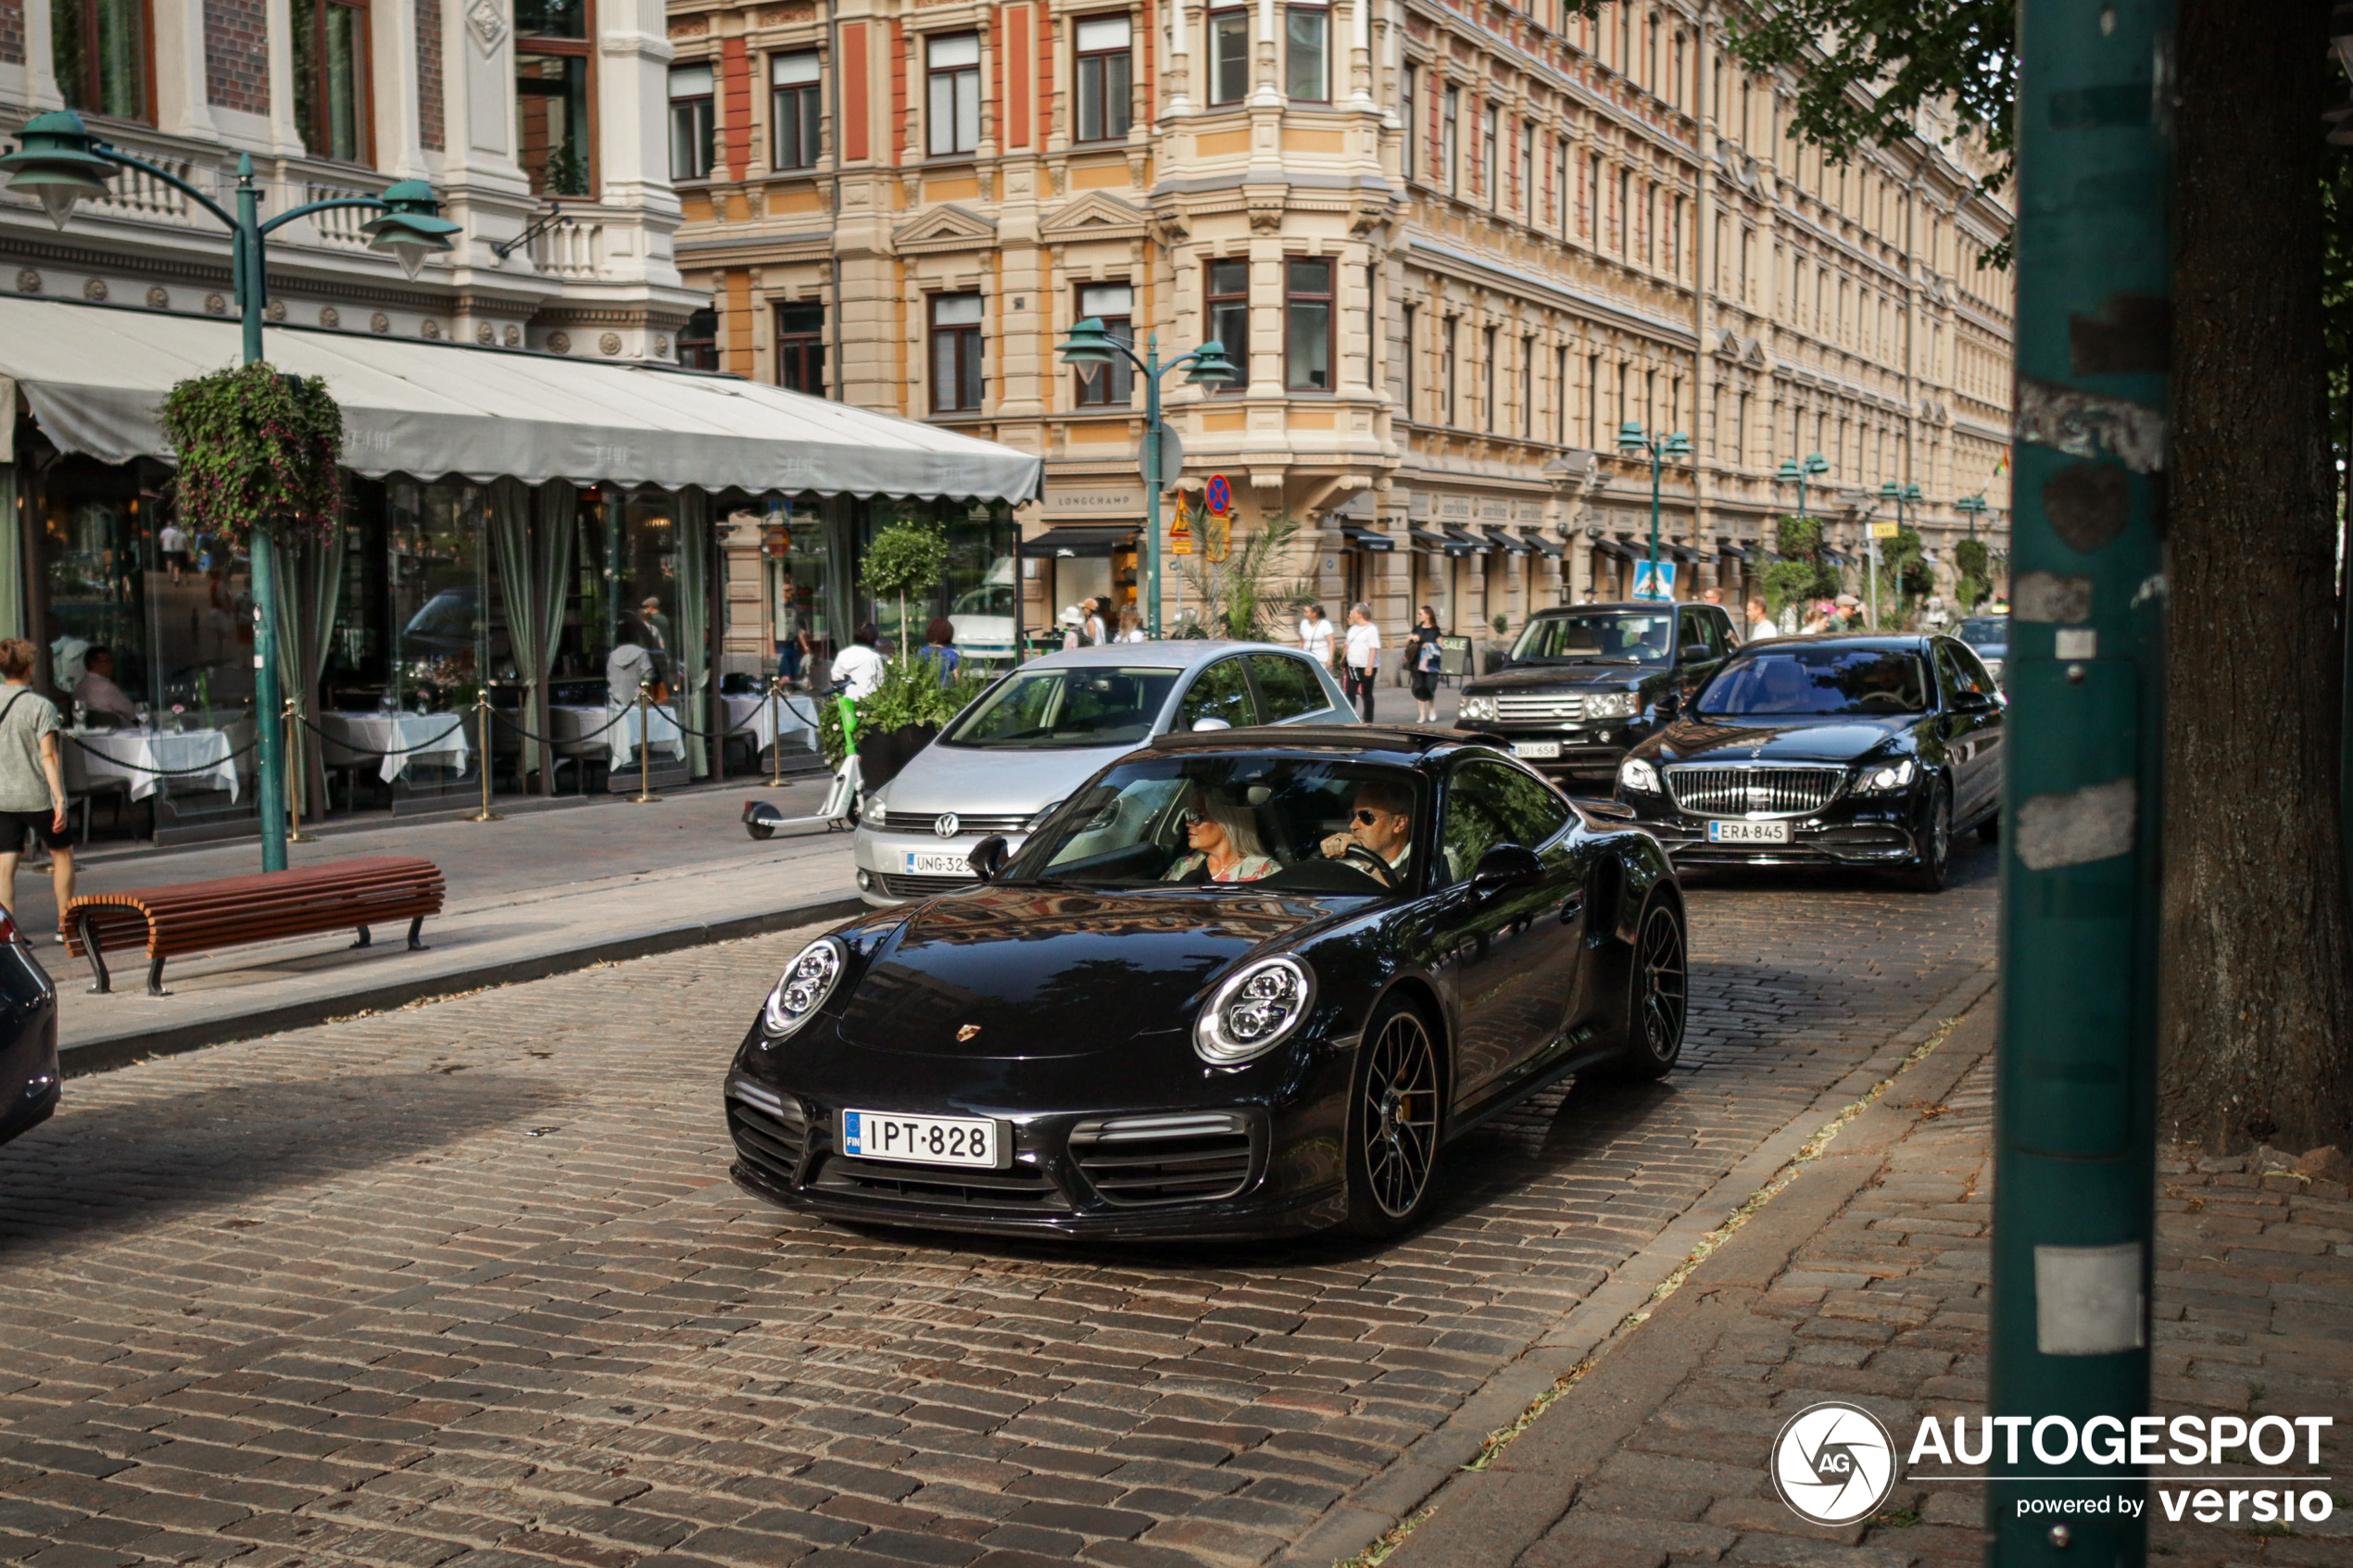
[1775,450,1831,519]
[1616,420,1690,600]
[1956,493,1989,540]
[0,111,458,872]
[1056,319,1236,636]
[1871,481,1922,631]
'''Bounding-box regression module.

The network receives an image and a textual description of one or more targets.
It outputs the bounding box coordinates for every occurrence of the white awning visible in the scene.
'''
[0,295,1043,504]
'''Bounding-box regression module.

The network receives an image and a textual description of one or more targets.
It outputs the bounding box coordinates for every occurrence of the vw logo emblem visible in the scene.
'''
[933,812,960,839]
[1768,1401,1898,1525]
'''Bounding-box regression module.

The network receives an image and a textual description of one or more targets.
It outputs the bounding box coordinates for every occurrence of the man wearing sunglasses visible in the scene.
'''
[1318,780,1416,887]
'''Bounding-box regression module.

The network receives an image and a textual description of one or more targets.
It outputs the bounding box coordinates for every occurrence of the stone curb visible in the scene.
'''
[1269,962,1999,1568]
[56,892,864,1079]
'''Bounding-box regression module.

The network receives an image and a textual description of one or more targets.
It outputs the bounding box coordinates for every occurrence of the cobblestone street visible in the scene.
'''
[0,848,1997,1568]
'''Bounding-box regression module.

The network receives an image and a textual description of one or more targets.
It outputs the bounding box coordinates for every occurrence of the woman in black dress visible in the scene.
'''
[1406,606,1445,723]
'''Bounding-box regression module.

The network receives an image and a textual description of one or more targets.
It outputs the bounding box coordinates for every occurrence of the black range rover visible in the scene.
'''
[1454,600,1740,784]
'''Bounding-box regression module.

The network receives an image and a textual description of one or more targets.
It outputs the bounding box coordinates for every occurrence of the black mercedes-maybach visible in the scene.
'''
[1613,633,2004,891]
[724,726,1688,1240]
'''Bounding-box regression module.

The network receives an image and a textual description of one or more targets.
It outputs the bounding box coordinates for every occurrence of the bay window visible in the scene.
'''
[1209,6,1249,105]
[1206,258,1251,389]
[1284,3,1327,102]
[1285,258,1332,392]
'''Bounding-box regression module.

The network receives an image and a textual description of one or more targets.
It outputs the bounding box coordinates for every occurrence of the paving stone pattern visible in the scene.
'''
[0,851,1996,1568]
[1501,1061,2353,1568]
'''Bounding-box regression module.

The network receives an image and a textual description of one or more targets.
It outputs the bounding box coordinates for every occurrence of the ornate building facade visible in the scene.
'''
[665,0,2013,641]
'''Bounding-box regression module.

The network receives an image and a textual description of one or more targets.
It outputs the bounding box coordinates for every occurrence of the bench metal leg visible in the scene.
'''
[352,925,371,948]
[146,955,167,997]
[75,910,109,995]
[407,915,428,951]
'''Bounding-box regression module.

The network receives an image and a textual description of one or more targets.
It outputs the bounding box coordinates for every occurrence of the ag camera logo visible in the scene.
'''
[1771,1401,1900,1524]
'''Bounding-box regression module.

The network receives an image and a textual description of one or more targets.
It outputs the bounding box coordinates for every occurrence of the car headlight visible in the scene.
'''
[1460,695,1498,722]
[1194,956,1315,1065]
[1584,692,1638,720]
[1853,759,1917,794]
[761,936,846,1039]
[1025,798,1064,833]
[1617,757,1662,794]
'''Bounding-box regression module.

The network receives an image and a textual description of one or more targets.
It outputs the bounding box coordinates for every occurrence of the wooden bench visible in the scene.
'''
[60,856,447,997]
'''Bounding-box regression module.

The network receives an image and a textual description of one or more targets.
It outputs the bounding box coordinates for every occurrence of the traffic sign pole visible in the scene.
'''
[1989,0,2171,1563]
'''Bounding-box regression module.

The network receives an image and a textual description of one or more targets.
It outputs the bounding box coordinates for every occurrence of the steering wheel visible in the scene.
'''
[1341,845,1397,887]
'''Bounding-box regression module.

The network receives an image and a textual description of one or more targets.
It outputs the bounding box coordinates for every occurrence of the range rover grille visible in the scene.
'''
[1666,765,1845,818]
[1494,693,1585,723]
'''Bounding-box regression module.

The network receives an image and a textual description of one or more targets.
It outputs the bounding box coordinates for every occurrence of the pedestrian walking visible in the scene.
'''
[1080,597,1108,647]
[1342,603,1381,722]
[0,638,75,929]
[1405,606,1445,722]
[1298,604,1336,670]
[1114,608,1147,644]
[1744,596,1778,643]
[832,622,887,700]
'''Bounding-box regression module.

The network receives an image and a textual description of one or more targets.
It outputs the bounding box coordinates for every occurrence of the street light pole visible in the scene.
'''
[1617,421,1691,598]
[0,116,457,872]
[1990,0,2171,1563]
[1056,320,1236,636]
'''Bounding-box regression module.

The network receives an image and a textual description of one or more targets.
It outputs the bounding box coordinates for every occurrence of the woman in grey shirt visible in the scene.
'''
[0,638,73,928]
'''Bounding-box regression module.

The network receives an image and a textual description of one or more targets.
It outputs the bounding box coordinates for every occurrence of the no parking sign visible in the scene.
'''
[1204,473,1233,516]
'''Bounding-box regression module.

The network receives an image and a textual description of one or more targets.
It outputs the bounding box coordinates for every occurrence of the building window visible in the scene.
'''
[930,294,984,412]
[669,64,715,181]
[1555,345,1568,445]
[1442,318,1458,424]
[294,0,371,164]
[1402,65,1417,179]
[1519,119,1535,221]
[776,302,824,394]
[1075,15,1132,140]
[1285,258,1332,391]
[517,0,593,197]
[1402,304,1417,420]
[52,0,150,121]
[926,33,981,156]
[1585,353,1599,445]
[771,52,822,169]
[1482,324,1496,432]
[1073,282,1134,406]
[1554,135,1569,236]
[676,307,720,370]
[1480,104,1497,207]
[1206,257,1251,390]
[1442,85,1460,194]
[1284,3,1327,101]
[1521,334,1535,439]
[1209,6,1249,104]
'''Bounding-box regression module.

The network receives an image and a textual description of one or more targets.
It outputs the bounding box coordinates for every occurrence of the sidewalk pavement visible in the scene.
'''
[1331,995,2353,1568]
[33,779,861,1073]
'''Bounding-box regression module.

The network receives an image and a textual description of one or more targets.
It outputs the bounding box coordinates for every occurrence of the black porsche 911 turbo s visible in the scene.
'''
[724,725,1688,1241]
[0,909,59,1148]
[1612,633,2004,891]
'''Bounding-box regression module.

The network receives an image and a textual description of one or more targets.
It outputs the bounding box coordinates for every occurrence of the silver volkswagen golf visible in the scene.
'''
[853,640,1358,905]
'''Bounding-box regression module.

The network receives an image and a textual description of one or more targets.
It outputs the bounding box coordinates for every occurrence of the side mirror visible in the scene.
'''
[1954,689,1997,713]
[967,834,1010,881]
[1655,690,1681,720]
[1191,716,1231,732]
[1679,643,1710,664]
[1471,843,1545,895]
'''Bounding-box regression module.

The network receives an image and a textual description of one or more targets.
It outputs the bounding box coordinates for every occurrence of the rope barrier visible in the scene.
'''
[486,705,628,747]
[291,713,468,759]
[63,732,260,776]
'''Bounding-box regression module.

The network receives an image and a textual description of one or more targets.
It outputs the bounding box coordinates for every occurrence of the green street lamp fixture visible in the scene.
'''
[1055,317,1236,636]
[1617,420,1692,600]
[1,109,459,874]
[1775,450,1831,518]
[1956,493,1989,540]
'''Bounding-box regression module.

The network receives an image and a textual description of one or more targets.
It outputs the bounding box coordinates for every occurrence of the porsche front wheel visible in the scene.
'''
[1343,997,1445,1237]
[1596,895,1688,1081]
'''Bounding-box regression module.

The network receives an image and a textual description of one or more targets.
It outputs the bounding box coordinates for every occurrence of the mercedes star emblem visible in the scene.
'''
[934,812,960,838]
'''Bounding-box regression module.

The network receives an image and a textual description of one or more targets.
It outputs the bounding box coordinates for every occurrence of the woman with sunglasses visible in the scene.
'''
[1164,789,1279,884]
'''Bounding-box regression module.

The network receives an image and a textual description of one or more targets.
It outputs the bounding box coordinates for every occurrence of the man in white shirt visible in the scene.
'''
[1341,604,1381,721]
[159,521,192,583]
[830,623,887,700]
[71,646,141,727]
[1298,605,1335,669]
[1745,596,1778,644]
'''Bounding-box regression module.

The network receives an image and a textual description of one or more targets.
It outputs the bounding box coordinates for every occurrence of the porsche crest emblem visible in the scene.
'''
[956,1023,982,1042]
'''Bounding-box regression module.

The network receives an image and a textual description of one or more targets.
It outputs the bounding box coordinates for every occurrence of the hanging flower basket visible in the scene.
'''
[157,361,344,547]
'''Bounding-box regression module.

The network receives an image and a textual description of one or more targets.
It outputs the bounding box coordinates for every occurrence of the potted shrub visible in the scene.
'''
[853,656,987,790]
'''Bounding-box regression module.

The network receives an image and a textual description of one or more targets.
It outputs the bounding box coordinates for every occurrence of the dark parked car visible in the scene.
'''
[724,726,1688,1240]
[1613,633,2004,891]
[0,911,59,1148]
[1954,615,2008,684]
[1456,601,1741,784]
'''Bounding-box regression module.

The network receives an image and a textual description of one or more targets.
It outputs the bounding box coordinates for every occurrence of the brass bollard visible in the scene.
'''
[284,700,313,843]
[628,681,661,803]
[468,688,503,822]
[765,676,786,788]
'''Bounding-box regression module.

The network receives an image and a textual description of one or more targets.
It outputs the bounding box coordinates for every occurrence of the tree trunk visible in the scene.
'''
[2160,0,2353,1150]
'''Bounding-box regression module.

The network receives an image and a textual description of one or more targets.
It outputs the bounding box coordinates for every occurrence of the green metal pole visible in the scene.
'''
[1143,336,1163,637]
[1647,442,1662,596]
[1989,0,2171,1561]
[235,155,288,874]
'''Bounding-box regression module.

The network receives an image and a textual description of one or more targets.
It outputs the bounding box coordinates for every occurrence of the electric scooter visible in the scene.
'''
[742,683,862,839]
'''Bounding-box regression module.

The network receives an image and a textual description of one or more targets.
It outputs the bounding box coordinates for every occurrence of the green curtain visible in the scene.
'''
[267,521,346,820]
[677,488,711,779]
[489,478,577,796]
[0,463,20,640]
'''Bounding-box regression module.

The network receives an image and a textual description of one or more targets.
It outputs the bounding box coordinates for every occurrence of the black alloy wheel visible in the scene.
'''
[1343,997,1444,1236]
[1906,781,1952,892]
[1599,895,1687,1080]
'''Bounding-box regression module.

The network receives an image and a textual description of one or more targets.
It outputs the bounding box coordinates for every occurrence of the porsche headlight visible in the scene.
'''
[1584,692,1638,720]
[1854,759,1917,794]
[1194,956,1315,1065]
[1460,695,1498,722]
[1617,757,1662,794]
[761,936,846,1039]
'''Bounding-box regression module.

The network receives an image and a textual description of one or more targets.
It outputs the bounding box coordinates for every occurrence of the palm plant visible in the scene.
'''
[1173,510,1318,640]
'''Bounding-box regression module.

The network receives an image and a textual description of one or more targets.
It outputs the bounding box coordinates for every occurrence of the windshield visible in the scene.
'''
[1697,648,1932,718]
[939,666,1181,748]
[1009,755,1424,896]
[1956,617,2007,648]
[1511,610,1675,666]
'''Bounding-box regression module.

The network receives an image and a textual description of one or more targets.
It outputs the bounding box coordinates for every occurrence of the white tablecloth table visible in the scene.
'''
[318,711,472,783]
[66,727,239,802]
[550,704,686,770]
